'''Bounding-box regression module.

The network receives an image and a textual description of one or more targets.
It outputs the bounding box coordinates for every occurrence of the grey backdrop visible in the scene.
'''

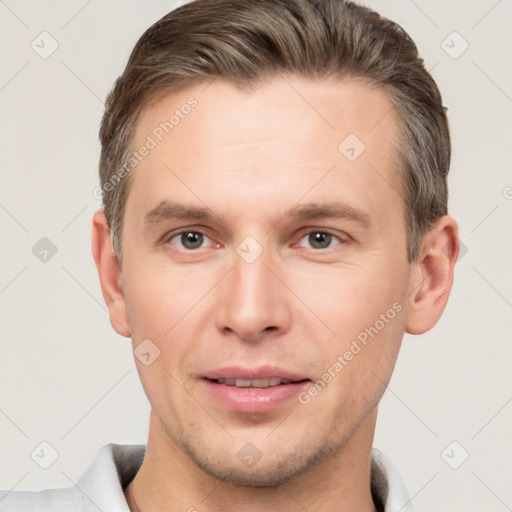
[1,1,511,510]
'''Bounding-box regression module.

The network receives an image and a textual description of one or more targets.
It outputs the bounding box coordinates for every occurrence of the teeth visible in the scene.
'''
[235,378,253,387]
[215,377,292,388]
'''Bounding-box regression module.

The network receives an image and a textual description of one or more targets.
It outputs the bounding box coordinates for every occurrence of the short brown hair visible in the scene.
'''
[99,0,450,267]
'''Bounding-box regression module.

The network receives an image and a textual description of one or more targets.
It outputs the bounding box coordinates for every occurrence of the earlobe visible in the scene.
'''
[91,209,131,338]
[406,215,459,335]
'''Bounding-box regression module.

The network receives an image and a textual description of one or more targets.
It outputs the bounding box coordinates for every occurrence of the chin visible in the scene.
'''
[180,435,340,487]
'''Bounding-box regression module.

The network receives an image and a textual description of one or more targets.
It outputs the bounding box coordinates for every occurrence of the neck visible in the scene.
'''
[125,410,378,512]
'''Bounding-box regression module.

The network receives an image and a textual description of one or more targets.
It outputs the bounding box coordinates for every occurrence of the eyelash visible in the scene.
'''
[167,230,217,250]
[294,229,345,250]
[165,228,347,251]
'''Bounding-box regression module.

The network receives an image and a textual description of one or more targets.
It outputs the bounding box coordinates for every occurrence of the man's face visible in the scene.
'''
[120,77,412,484]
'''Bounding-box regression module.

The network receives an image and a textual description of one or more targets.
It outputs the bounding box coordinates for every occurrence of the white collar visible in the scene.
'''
[372,447,413,512]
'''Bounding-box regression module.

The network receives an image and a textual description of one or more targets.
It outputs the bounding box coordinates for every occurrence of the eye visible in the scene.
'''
[297,231,343,250]
[169,231,211,250]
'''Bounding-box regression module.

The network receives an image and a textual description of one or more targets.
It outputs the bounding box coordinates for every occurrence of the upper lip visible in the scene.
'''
[203,366,310,382]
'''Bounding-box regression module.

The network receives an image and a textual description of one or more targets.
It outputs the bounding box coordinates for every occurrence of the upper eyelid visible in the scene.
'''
[294,229,346,247]
[164,225,214,241]
[168,229,214,245]
[298,227,343,236]
[293,227,348,241]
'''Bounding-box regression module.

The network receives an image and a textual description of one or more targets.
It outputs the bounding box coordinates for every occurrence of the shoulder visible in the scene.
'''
[0,487,90,511]
[0,444,145,512]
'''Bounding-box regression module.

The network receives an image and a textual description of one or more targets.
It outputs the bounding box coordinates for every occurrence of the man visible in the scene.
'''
[0,0,459,510]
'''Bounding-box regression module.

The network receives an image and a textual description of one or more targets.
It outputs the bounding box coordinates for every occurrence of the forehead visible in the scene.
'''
[127,76,402,223]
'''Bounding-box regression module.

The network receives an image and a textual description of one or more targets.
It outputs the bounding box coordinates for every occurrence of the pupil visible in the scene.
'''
[309,232,331,249]
[182,232,203,249]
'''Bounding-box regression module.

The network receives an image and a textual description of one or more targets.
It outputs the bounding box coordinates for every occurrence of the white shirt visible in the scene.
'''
[0,444,413,511]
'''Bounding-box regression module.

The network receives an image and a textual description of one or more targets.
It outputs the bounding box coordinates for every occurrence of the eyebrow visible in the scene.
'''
[143,200,372,230]
[289,202,372,228]
[143,201,213,228]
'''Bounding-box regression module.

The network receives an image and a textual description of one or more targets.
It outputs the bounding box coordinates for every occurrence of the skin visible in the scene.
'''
[92,76,458,512]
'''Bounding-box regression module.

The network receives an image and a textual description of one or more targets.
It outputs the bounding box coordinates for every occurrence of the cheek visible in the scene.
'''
[123,266,209,411]
[291,256,408,344]
[308,300,406,424]
[292,256,408,405]
[123,257,214,340]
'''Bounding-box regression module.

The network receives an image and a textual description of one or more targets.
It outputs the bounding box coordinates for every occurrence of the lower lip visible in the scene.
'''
[203,379,310,413]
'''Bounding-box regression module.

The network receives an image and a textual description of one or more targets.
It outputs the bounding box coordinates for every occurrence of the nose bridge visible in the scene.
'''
[233,250,271,307]
[215,242,290,340]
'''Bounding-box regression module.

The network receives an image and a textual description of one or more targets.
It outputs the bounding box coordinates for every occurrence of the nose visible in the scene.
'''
[215,246,292,342]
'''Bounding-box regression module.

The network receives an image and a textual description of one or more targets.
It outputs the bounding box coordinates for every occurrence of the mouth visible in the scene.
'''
[206,376,308,388]
[202,366,311,413]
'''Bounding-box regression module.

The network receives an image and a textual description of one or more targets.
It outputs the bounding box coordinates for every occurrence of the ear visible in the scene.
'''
[406,215,459,335]
[91,209,131,338]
